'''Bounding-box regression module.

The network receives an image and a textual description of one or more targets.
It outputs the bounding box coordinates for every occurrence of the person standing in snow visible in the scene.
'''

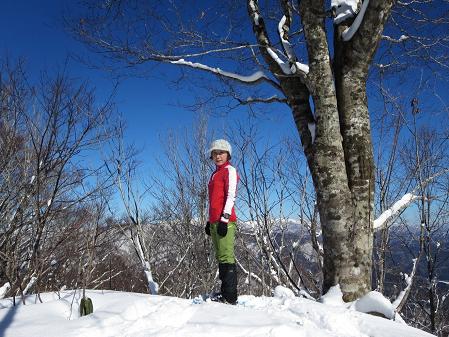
[205,139,239,304]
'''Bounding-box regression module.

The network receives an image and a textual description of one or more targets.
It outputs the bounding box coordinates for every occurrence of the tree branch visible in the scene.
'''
[169,58,281,90]
[248,0,300,77]
[374,168,449,230]
[350,0,396,66]
[278,0,296,62]
[234,95,288,105]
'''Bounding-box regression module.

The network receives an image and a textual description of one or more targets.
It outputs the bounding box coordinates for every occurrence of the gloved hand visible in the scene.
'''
[217,221,228,237]
[205,222,211,236]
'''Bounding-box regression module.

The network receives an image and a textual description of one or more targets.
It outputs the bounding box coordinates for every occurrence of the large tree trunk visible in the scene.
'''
[247,0,391,301]
[297,0,371,301]
[295,0,393,301]
[331,29,376,302]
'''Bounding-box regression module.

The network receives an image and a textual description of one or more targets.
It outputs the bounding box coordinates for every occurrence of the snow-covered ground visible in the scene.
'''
[0,287,434,337]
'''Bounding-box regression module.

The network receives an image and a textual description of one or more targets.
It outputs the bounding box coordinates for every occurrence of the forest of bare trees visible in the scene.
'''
[1,61,447,332]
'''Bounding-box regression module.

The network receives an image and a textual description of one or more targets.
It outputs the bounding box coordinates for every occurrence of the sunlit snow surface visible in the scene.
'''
[0,287,434,337]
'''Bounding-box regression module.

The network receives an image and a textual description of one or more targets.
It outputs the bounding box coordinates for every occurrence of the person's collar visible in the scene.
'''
[215,161,230,169]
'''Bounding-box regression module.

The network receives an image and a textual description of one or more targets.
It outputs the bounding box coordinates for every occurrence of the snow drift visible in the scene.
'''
[0,288,434,337]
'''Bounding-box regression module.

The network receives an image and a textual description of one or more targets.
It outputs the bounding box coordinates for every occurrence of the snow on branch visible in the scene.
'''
[278,15,295,62]
[266,48,292,75]
[0,282,11,299]
[236,258,264,286]
[23,276,38,295]
[332,0,359,24]
[374,168,449,231]
[267,48,309,75]
[159,245,191,289]
[381,35,409,43]
[248,0,261,26]
[248,0,308,77]
[166,45,259,60]
[374,193,419,230]
[397,0,430,6]
[341,0,370,41]
[392,257,419,312]
[332,0,372,41]
[133,234,159,295]
[292,62,310,74]
[170,58,272,84]
[308,123,316,144]
[237,95,287,105]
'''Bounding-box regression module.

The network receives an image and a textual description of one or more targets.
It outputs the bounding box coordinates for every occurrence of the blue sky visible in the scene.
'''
[0,1,190,140]
[0,0,298,174]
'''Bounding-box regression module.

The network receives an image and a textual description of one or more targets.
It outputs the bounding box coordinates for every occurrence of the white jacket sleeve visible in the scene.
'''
[221,165,237,223]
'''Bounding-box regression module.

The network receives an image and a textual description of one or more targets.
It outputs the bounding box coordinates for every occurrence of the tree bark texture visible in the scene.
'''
[296,0,393,300]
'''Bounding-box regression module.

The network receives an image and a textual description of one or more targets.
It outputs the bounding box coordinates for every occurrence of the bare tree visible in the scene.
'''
[103,122,159,294]
[0,60,113,301]
[366,80,449,332]
[371,77,413,294]
[396,122,449,334]
[237,129,294,295]
[226,121,319,298]
[148,116,214,298]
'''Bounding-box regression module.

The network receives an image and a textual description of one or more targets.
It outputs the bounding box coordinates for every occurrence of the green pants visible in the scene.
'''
[211,222,236,264]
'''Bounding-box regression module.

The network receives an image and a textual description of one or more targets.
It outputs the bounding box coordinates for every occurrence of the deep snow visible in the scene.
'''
[0,288,435,337]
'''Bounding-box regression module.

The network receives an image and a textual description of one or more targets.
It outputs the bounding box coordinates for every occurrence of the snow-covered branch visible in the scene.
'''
[278,16,295,61]
[235,258,264,286]
[0,282,11,299]
[248,0,261,26]
[374,168,449,231]
[332,0,359,24]
[392,257,420,312]
[374,193,420,230]
[159,245,191,289]
[266,48,292,75]
[266,49,309,76]
[170,58,274,85]
[308,123,316,144]
[159,45,259,60]
[91,270,124,289]
[333,1,395,42]
[248,0,308,77]
[7,174,36,225]
[397,0,432,6]
[342,0,370,41]
[23,276,38,296]
[291,62,309,74]
[236,95,287,105]
[133,234,159,295]
[278,0,296,64]
[381,35,409,43]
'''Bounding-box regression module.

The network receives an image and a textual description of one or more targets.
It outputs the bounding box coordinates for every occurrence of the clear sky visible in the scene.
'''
[1,0,298,174]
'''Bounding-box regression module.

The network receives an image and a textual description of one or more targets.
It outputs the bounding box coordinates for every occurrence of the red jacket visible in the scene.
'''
[208,161,239,224]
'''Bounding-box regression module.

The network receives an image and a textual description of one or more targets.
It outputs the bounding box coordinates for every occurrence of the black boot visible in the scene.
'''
[218,263,226,296]
[219,263,237,305]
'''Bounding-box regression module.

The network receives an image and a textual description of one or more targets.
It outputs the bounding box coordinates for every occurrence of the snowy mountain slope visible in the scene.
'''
[0,289,434,337]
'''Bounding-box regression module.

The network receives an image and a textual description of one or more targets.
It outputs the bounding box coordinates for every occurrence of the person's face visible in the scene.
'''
[211,150,229,166]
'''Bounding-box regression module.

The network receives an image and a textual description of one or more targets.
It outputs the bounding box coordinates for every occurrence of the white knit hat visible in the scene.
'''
[208,139,232,158]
